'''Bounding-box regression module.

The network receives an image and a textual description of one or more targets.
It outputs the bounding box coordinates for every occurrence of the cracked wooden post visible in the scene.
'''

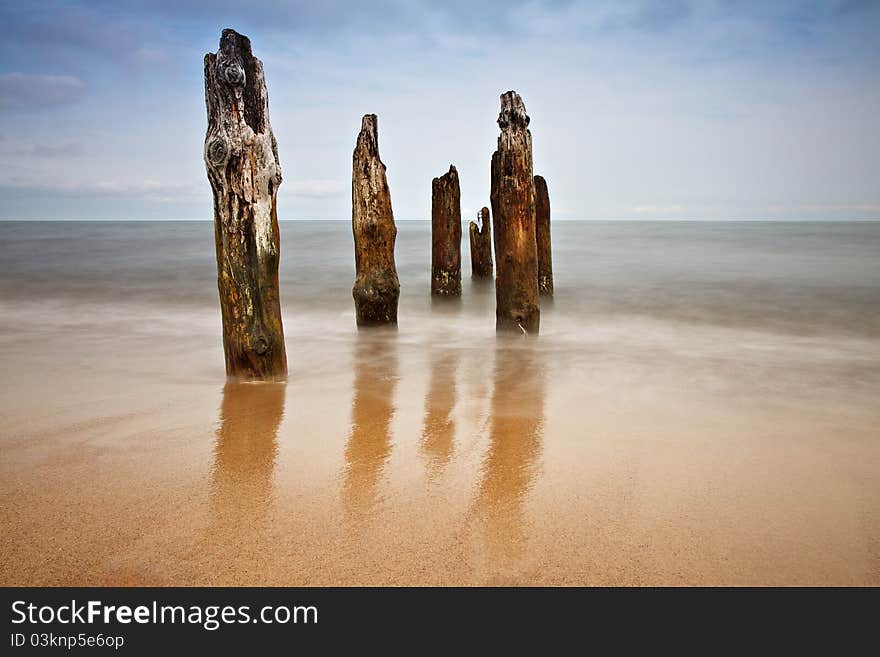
[203,28,287,380]
[534,175,553,296]
[469,207,493,278]
[490,91,540,335]
[352,114,400,327]
[431,165,462,296]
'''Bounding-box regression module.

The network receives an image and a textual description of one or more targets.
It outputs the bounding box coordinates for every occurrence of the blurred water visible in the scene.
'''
[2,220,879,586]
[1,220,878,338]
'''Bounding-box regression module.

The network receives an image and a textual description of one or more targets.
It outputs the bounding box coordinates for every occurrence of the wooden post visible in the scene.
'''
[468,207,493,278]
[431,165,462,296]
[352,114,400,327]
[203,29,287,380]
[534,175,553,296]
[490,91,540,335]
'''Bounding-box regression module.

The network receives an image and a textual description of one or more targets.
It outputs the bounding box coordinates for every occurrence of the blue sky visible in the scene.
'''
[0,0,878,220]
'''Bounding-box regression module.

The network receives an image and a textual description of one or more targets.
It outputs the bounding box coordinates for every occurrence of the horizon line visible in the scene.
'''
[2,218,880,223]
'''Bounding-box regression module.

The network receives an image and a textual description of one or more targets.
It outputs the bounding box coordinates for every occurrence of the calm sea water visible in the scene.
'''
[2,220,879,585]
[1,220,879,339]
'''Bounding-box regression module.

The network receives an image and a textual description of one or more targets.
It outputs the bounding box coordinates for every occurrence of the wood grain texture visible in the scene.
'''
[431,165,462,296]
[352,114,400,327]
[534,175,553,296]
[204,29,287,380]
[490,91,540,335]
[469,207,493,279]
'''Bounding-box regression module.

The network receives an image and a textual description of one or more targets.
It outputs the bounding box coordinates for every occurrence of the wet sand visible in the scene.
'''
[1,306,878,585]
[1,221,879,585]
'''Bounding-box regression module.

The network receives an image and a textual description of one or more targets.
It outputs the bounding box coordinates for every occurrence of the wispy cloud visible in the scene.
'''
[605,0,692,33]
[0,1,878,220]
[763,203,880,214]
[0,73,84,110]
[0,179,200,202]
[287,179,345,198]
[634,204,684,214]
[30,141,86,157]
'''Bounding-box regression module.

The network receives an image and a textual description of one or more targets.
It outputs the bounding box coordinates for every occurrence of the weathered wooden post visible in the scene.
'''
[431,165,462,296]
[203,29,287,380]
[534,175,553,296]
[352,114,400,327]
[490,91,540,334]
[469,207,493,278]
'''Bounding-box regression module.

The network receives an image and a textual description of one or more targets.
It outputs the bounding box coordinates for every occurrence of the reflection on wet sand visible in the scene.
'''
[420,350,457,476]
[343,333,398,522]
[208,381,284,546]
[473,342,545,568]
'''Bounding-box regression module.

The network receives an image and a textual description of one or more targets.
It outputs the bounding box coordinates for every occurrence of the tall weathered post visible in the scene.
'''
[469,207,493,278]
[534,175,553,296]
[431,165,462,296]
[490,91,540,334]
[203,29,287,380]
[351,115,400,327]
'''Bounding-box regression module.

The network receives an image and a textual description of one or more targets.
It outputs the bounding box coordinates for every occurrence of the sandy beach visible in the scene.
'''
[1,220,878,585]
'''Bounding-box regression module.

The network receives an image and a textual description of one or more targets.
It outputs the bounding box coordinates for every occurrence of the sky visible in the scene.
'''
[0,0,878,221]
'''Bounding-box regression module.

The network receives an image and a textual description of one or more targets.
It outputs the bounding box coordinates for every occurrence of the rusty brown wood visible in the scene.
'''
[431,165,462,296]
[490,91,540,335]
[351,114,400,327]
[534,175,553,296]
[468,206,493,278]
